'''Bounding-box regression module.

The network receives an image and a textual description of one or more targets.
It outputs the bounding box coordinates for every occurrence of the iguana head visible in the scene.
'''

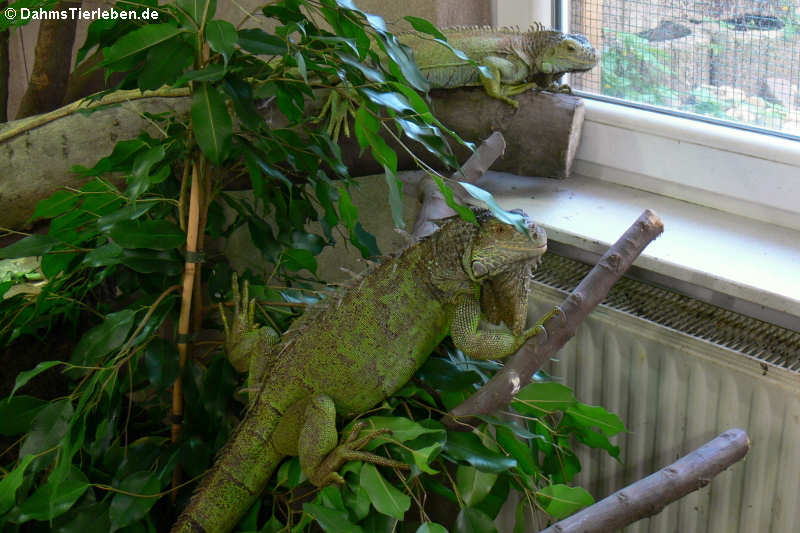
[535,32,598,75]
[466,209,547,334]
[467,209,546,281]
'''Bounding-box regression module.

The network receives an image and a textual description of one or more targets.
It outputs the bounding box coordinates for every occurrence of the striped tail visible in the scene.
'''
[171,427,284,533]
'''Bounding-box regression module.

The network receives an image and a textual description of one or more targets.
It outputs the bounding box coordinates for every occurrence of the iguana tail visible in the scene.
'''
[171,419,284,533]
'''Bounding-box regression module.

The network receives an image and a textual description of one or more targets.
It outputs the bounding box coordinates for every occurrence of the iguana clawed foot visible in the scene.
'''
[220,274,279,399]
[523,306,567,343]
[316,89,355,142]
[310,422,409,486]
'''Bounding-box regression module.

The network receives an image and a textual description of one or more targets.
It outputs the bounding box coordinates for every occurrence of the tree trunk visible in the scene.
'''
[0,1,8,122]
[15,1,82,119]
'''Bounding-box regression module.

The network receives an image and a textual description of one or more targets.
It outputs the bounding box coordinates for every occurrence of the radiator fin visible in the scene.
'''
[523,255,800,532]
[532,253,800,371]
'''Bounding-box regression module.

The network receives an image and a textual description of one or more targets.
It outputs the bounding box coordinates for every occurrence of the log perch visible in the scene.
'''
[335,88,585,180]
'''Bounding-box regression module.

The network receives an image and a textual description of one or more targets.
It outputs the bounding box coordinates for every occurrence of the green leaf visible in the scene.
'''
[294,51,308,83]
[415,523,448,533]
[359,416,445,449]
[191,83,233,165]
[495,426,537,476]
[431,175,476,224]
[102,24,185,68]
[456,465,497,507]
[359,464,410,519]
[206,20,237,62]
[342,484,371,522]
[237,28,287,55]
[126,145,167,200]
[120,248,184,275]
[143,338,180,390]
[378,34,430,92]
[459,182,530,235]
[443,431,517,473]
[10,361,64,398]
[15,467,89,521]
[454,507,498,533]
[30,191,80,222]
[109,471,161,531]
[282,248,317,273]
[52,501,110,533]
[138,38,194,91]
[360,89,414,114]
[174,64,227,85]
[535,484,593,519]
[403,16,447,40]
[177,0,216,25]
[566,403,626,437]
[96,203,154,232]
[0,455,35,514]
[70,309,136,366]
[83,242,123,267]
[110,220,185,250]
[20,399,73,457]
[0,396,46,435]
[302,503,364,533]
[0,234,59,259]
[512,382,577,417]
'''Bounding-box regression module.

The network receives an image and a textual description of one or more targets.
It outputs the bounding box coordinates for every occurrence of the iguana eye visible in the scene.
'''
[472,261,488,278]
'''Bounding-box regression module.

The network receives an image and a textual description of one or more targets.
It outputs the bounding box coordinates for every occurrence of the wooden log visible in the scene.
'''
[0,88,584,230]
[335,88,585,179]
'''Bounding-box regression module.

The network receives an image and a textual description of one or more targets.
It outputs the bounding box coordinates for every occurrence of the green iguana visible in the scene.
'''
[320,24,598,138]
[401,24,599,106]
[172,210,557,533]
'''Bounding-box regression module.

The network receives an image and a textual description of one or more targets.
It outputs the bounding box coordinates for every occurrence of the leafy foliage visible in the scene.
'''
[0,1,625,531]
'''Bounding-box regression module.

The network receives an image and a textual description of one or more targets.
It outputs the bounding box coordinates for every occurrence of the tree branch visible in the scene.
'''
[444,209,664,427]
[411,131,506,239]
[539,428,750,533]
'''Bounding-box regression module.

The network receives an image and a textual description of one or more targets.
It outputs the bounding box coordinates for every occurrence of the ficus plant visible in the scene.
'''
[0,1,625,531]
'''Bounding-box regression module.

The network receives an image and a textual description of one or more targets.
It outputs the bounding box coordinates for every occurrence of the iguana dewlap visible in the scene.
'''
[172,210,549,533]
[400,24,598,106]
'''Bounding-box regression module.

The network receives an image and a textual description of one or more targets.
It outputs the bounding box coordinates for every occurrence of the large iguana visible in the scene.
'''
[400,24,598,106]
[320,24,598,138]
[172,210,556,533]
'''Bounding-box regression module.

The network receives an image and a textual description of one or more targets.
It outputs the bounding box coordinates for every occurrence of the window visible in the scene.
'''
[565,0,800,138]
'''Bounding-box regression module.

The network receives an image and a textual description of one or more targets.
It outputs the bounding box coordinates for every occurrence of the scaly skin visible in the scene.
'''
[172,210,551,533]
[400,25,599,107]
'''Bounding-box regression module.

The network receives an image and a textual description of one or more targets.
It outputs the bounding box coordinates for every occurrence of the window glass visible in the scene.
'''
[568,0,800,137]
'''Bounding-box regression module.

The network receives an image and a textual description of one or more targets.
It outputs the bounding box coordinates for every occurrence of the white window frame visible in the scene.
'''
[493,0,800,231]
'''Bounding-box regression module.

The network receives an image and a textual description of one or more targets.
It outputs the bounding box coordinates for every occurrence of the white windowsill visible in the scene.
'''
[575,99,800,232]
[475,171,800,329]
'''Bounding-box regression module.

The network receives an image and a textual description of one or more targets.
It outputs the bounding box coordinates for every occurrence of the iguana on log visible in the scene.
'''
[321,23,598,138]
[401,24,598,107]
[172,210,557,533]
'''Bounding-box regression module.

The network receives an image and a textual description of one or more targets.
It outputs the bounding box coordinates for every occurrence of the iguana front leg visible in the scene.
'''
[220,275,280,400]
[451,293,565,360]
[477,56,534,108]
[272,395,408,486]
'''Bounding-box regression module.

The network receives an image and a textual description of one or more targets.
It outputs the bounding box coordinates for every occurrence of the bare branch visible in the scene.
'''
[411,131,506,240]
[539,428,750,533]
[444,209,664,427]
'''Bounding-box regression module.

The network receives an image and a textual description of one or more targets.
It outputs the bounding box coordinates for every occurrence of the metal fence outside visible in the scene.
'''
[567,0,800,136]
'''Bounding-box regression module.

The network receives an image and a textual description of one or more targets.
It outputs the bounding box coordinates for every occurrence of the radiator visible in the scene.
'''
[525,254,800,532]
